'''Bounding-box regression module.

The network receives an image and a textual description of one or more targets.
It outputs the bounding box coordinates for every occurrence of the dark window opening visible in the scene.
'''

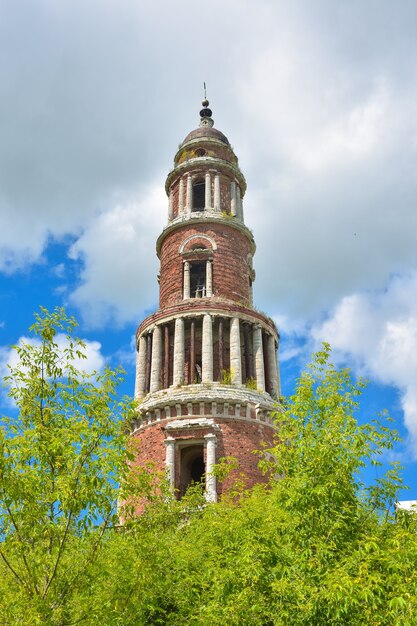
[194,362,202,383]
[192,180,205,211]
[196,148,206,157]
[190,262,206,298]
[179,445,205,498]
[190,456,205,482]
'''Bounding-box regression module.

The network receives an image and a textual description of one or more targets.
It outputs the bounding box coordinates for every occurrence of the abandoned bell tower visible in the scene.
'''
[131,99,281,500]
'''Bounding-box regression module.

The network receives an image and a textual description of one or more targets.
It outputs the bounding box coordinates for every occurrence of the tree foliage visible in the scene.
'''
[0,308,131,624]
[103,345,416,626]
[1,312,416,625]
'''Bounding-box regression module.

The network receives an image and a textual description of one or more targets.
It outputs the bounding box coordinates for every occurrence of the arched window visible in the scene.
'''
[192,179,205,211]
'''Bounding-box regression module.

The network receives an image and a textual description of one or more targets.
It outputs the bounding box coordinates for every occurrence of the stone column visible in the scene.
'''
[243,322,252,382]
[253,325,265,392]
[218,318,224,378]
[206,259,213,297]
[178,178,184,214]
[202,314,213,383]
[268,334,280,398]
[237,185,244,221]
[183,261,190,299]
[134,335,147,399]
[205,433,217,503]
[263,331,271,396]
[145,333,152,392]
[168,188,173,221]
[230,317,242,385]
[164,325,170,389]
[150,325,162,392]
[164,437,176,494]
[276,347,281,397]
[186,174,192,213]
[173,317,185,386]
[205,172,211,210]
[190,319,196,383]
[230,180,237,216]
[214,174,220,212]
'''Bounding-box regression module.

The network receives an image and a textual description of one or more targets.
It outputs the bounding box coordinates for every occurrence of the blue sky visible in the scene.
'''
[1,0,416,500]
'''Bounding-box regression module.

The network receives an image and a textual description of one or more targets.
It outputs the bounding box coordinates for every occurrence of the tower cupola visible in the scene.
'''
[166,99,246,224]
[159,101,251,309]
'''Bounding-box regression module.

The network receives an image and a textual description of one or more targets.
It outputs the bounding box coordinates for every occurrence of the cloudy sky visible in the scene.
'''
[1,0,416,497]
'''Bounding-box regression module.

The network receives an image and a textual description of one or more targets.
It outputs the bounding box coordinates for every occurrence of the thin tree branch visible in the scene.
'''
[0,548,31,594]
[2,491,39,596]
[42,436,105,598]
[49,506,115,613]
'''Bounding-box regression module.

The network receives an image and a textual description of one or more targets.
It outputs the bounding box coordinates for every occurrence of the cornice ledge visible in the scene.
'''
[164,417,220,431]
[165,156,246,195]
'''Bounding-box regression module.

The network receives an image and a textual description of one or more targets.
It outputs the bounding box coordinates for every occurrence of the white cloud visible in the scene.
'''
[68,184,165,326]
[237,11,417,320]
[52,264,66,279]
[0,0,417,338]
[0,333,106,389]
[312,273,417,454]
[0,0,184,272]
[272,314,310,363]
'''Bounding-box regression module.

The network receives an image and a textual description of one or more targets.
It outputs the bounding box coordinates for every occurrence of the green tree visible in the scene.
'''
[2,313,417,626]
[0,308,131,625]
[96,344,417,625]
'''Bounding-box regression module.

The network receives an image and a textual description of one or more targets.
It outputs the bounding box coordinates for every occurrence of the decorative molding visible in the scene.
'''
[179,233,217,254]
[164,418,220,431]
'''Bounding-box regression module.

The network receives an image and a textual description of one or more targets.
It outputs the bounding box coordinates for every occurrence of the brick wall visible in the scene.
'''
[129,418,275,500]
[130,424,166,469]
[159,222,253,308]
[214,419,274,495]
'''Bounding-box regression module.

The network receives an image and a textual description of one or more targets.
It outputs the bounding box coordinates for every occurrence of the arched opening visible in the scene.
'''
[179,444,205,498]
[192,179,205,211]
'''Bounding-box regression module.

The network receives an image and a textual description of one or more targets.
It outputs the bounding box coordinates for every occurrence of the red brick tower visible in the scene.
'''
[132,100,280,500]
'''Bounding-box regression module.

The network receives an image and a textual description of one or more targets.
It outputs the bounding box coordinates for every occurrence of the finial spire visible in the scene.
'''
[199,84,214,128]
